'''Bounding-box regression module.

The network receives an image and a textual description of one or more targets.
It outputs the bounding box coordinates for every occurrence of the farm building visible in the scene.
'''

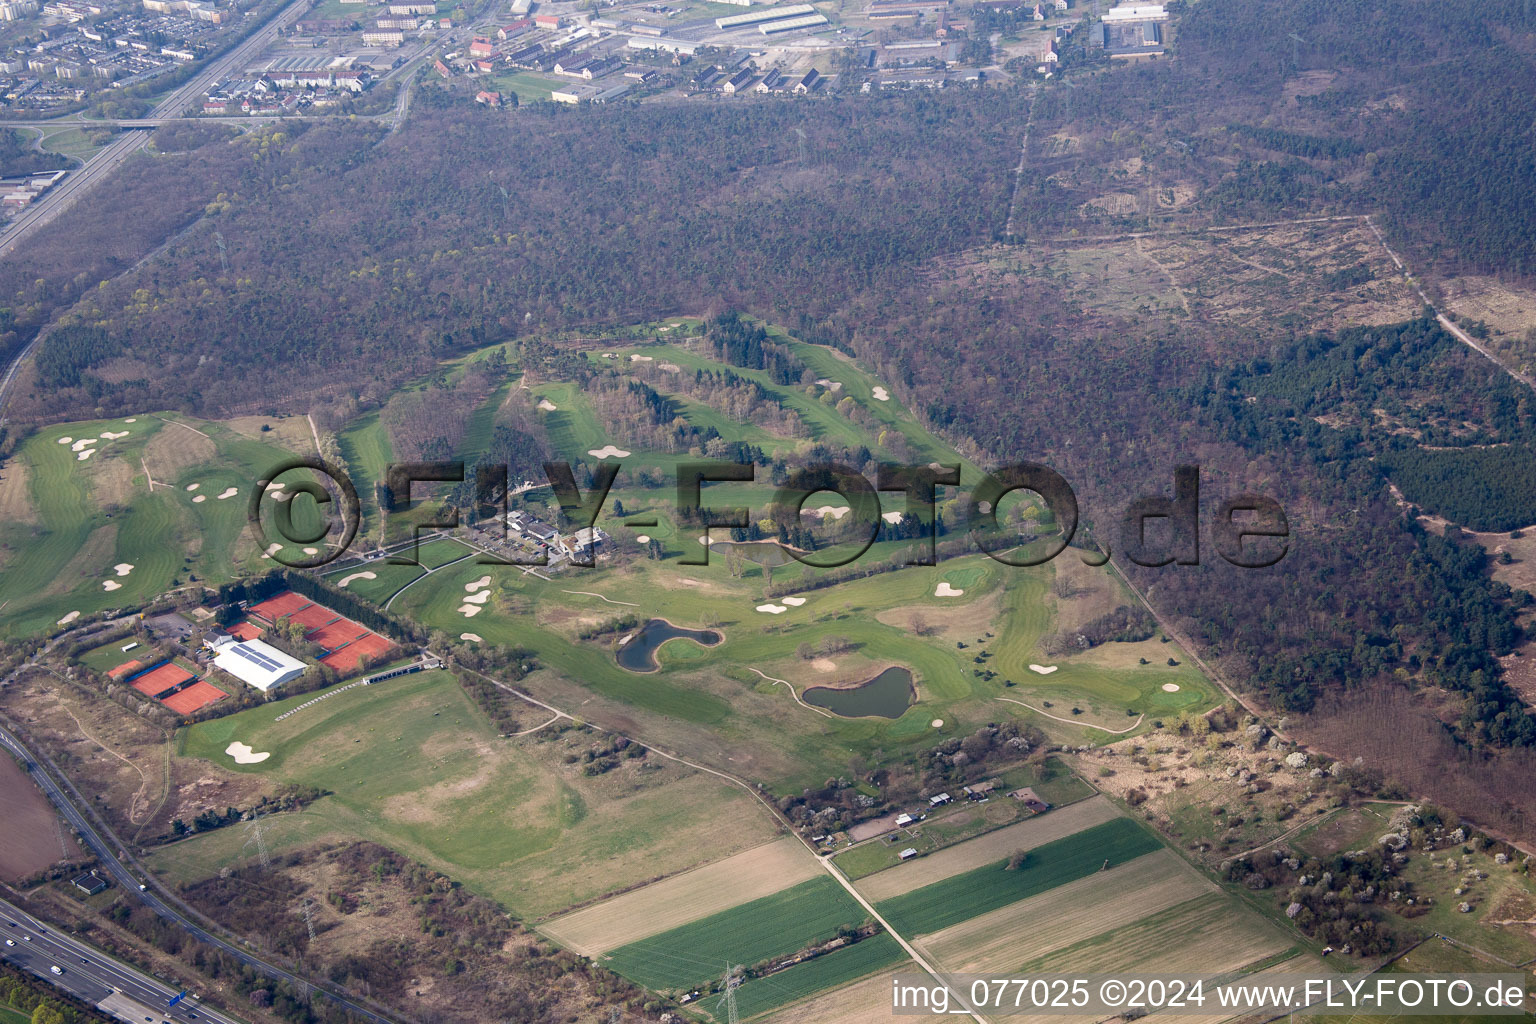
[895,812,916,827]
[898,847,918,860]
[929,792,952,806]
[208,635,306,692]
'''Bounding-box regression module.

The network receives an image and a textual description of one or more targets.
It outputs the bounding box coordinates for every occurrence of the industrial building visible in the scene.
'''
[760,13,826,32]
[714,3,813,29]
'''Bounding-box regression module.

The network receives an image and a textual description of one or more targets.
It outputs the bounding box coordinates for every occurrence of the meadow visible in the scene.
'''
[163,669,785,919]
[873,816,1163,935]
[599,875,871,991]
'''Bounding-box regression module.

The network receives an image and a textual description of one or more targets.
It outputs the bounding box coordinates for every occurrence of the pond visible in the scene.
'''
[615,618,723,673]
[803,666,915,719]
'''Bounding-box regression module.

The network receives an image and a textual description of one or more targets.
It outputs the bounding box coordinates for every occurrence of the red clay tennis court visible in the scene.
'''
[107,660,143,680]
[247,591,312,623]
[320,632,393,672]
[226,621,265,641]
[306,617,368,650]
[288,603,339,631]
[160,681,228,715]
[130,662,194,698]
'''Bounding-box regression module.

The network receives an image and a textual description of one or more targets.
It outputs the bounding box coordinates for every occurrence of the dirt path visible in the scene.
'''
[141,458,158,491]
[1135,236,1192,316]
[57,703,155,824]
[561,590,638,607]
[748,667,835,719]
[438,655,984,1020]
[996,695,1143,736]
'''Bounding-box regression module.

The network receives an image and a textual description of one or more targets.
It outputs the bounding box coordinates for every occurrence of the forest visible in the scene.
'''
[2,0,1536,823]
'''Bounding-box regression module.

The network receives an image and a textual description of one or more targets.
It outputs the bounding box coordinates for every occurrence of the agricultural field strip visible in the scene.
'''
[598,875,873,991]
[873,818,1164,936]
[731,933,908,1022]
[1014,891,1292,977]
[855,796,1120,903]
[540,835,824,956]
[913,849,1215,973]
[757,962,914,1024]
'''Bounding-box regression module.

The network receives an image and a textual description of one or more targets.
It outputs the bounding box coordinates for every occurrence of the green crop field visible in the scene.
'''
[600,876,870,991]
[874,817,1163,935]
[729,933,907,1021]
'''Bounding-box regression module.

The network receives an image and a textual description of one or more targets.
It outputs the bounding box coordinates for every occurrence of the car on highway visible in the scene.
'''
[4,939,13,946]
[49,965,62,975]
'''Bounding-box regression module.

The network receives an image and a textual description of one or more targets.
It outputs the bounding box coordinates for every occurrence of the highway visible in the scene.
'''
[0,719,402,1024]
[0,896,239,1024]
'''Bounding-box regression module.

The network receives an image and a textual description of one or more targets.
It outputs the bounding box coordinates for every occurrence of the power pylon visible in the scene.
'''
[716,965,743,1024]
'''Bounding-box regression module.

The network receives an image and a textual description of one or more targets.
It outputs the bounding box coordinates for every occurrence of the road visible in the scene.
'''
[0,720,403,1024]
[0,895,240,1024]
[0,0,310,260]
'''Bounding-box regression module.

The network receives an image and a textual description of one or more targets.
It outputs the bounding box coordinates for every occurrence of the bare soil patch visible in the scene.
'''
[0,455,37,524]
[0,752,67,878]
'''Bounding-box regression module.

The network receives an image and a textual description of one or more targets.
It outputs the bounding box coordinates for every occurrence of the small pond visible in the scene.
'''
[803,666,915,719]
[616,618,723,672]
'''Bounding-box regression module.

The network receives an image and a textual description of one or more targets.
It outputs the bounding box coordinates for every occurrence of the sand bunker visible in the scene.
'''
[756,604,787,614]
[781,596,806,606]
[1162,683,1181,692]
[537,398,557,411]
[931,719,944,728]
[216,487,238,500]
[465,576,492,593]
[588,445,631,459]
[57,437,72,445]
[269,491,291,502]
[262,543,282,558]
[462,591,490,605]
[76,449,97,462]
[124,418,136,423]
[70,438,96,452]
[872,386,890,401]
[113,563,134,576]
[697,535,714,546]
[635,534,651,543]
[100,430,129,440]
[807,505,850,520]
[458,604,484,617]
[192,495,206,503]
[1029,664,1058,675]
[460,633,483,643]
[935,582,964,597]
[630,354,654,362]
[57,611,80,625]
[302,547,318,555]
[185,483,200,492]
[225,742,270,765]
[338,571,377,588]
[102,580,121,591]
[882,511,905,524]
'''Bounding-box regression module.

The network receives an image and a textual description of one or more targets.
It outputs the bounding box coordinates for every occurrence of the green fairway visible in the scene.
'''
[874,817,1163,935]
[0,414,306,636]
[600,875,870,991]
[730,933,906,1020]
